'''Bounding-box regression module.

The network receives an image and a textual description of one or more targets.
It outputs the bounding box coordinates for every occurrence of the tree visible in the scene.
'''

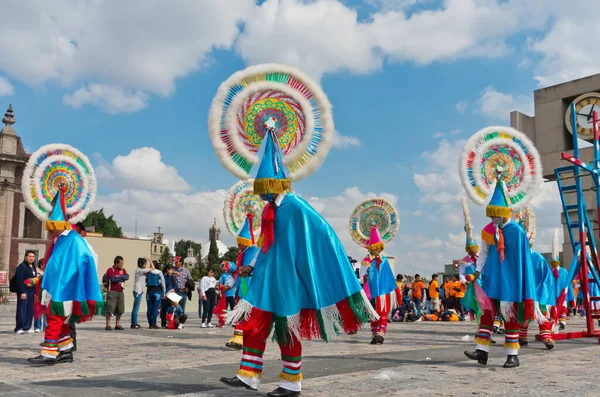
[220,246,238,263]
[174,239,202,260]
[83,208,123,237]
[159,246,173,266]
[207,234,220,269]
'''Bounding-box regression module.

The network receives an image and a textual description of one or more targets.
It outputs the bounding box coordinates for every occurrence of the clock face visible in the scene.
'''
[565,92,600,140]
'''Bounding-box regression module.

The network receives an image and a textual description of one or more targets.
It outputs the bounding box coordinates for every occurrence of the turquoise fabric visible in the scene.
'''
[481,222,538,303]
[365,256,397,298]
[244,193,362,317]
[235,246,257,299]
[256,130,288,181]
[531,251,556,306]
[41,230,103,304]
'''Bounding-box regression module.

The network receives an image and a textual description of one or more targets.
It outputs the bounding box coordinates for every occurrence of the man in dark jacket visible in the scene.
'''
[15,250,38,334]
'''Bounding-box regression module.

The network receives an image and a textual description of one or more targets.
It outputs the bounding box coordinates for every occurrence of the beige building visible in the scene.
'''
[510,73,600,267]
[150,227,168,262]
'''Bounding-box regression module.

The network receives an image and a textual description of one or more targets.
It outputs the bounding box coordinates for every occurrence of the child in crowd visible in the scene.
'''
[166,292,188,330]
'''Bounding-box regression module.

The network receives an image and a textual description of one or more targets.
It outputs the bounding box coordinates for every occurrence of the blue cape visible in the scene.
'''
[244,193,363,317]
[365,256,397,298]
[531,251,556,307]
[42,230,103,305]
[481,221,538,304]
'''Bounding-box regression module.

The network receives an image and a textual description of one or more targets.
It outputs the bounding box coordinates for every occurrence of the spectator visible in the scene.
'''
[173,260,192,314]
[411,274,425,318]
[218,262,236,311]
[200,268,218,328]
[33,258,47,332]
[442,276,452,311]
[396,274,403,290]
[402,284,411,305]
[429,274,441,314]
[145,262,166,329]
[14,250,37,334]
[160,264,177,328]
[166,292,188,329]
[452,274,466,319]
[105,256,129,331]
[131,257,154,329]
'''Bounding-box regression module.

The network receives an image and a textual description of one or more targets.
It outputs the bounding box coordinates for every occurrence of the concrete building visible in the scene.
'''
[150,227,168,262]
[0,105,51,281]
[510,73,600,268]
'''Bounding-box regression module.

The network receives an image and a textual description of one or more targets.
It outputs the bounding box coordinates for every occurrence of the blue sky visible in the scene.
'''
[1,0,595,274]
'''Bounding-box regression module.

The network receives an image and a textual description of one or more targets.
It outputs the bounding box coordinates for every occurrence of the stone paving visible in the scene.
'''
[0,310,598,397]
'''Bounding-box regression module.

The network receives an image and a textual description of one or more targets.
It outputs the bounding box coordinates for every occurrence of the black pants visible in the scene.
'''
[174,314,188,328]
[448,297,464,316]
[15,290,35,332]
[202,294,217,324]
[69,323,77,351]
[226,296,235,311]
[160,298,170,327]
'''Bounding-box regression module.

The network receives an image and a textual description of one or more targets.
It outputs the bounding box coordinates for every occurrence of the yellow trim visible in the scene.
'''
[369,242,384,251]
[474,337,491,346]
[58,338,73,348]
[46,220,72,231]
[504,342,520,349]
[486,205,511,218]
[228,334,243,346]
[257,235,264,248]
[481,230,496,245]
[236,236,253,247]
[237,369,262,379]
[253,178,291,195]
[279,372,303,383]
[41,349,59,357]
[550,259,560,266]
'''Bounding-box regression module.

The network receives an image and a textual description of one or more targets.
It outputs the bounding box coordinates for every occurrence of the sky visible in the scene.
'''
[1,0,597,275]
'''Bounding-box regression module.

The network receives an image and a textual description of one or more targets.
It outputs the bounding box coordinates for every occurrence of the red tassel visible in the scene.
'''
[214,296,228,327]
[244,307,272,332]
[247,213,255,245]
[336,299,360,334]
[394,287,402,307]
[261,203,275,253]
[299,308,321,340]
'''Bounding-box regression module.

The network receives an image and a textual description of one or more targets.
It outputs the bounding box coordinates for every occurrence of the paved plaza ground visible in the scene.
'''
[0,310,598,397]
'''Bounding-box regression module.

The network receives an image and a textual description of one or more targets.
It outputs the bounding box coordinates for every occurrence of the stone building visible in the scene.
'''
[0,105,51,280]
[150,227,168,262]
[510,73,600,267]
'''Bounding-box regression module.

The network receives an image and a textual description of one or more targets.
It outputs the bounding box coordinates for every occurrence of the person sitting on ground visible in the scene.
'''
[166,292,188,330]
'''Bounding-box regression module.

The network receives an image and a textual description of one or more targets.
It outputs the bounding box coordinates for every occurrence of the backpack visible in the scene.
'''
[9,274,17,293]
[146,272,161,287]
[102,272,109,288]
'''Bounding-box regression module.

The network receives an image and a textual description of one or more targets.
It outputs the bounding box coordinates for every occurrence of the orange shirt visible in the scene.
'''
[444,281,455,298]
[411,280,425,299]
[428,280,439,299]
[453,280,465,298]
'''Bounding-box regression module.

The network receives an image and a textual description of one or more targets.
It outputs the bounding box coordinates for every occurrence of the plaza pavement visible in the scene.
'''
[0,310,598,397]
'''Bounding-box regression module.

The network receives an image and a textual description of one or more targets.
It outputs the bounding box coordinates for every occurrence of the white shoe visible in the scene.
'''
[201,323,206,328]
[207,323,213,328]
[26,329,35,334]
[34,329,41,333]
[177,324,183,330]
[16,330,24,335]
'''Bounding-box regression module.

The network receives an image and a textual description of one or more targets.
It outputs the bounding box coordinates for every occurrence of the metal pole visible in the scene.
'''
[571,103,593,334]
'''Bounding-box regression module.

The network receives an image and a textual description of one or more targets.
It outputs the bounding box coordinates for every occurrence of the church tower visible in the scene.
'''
[209,218,221,242]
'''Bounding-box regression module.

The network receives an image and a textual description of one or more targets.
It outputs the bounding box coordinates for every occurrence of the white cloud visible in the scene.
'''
[331,130,361,149]
[0,76,13,96]
[477,86,534,121]
[63,84,149,113]
[96,147,191,192]
[455,101,468,113]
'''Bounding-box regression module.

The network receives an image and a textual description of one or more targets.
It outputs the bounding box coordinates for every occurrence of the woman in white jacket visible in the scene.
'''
[199,268,218,328]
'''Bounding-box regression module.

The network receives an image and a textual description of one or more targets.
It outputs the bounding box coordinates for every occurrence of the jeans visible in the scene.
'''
[160,298,170,327]
[15,290,35,332]
[198,300,203,318]
[425,299,432,314]
[34,315,47,331]
[202,294,217,324]
[413,297,422,318]
[146,291,162,327]
[178,291,187,314]
[131,291,144,326]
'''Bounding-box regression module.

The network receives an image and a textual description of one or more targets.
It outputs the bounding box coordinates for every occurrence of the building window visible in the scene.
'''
[153,245,157,253]
[160,246,163,253]
[23,208,42,239]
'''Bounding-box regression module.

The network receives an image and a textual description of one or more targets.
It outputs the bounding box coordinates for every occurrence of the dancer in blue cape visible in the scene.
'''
[464,169,543,369]
[220,124,376,395]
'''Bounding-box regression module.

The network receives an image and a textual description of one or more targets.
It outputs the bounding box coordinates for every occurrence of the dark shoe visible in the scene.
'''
[56,351,73,364]
[267,387,301,397]
[519,339,528,346]
[493,325,498,334]
[225,342,243,350]
[498,328,505,335]
[150,325,160,329]
[131,324,141,329]
[374,334,384,344]
[464,349,488,365]
[490,338,497,344]
[114,325,125,331]
[503,355,520,368]
[559,322,566,331]
[370,337,377,345]
[543,338,555,350]
[105,326,113,331]
[27,355,57,366]
[219,376,255,390]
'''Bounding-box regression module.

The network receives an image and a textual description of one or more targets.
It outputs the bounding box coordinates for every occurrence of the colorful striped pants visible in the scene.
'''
[370,294,390,337]
[40,313,73,358]
[474,304,520,355]
[236,311,302,392]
